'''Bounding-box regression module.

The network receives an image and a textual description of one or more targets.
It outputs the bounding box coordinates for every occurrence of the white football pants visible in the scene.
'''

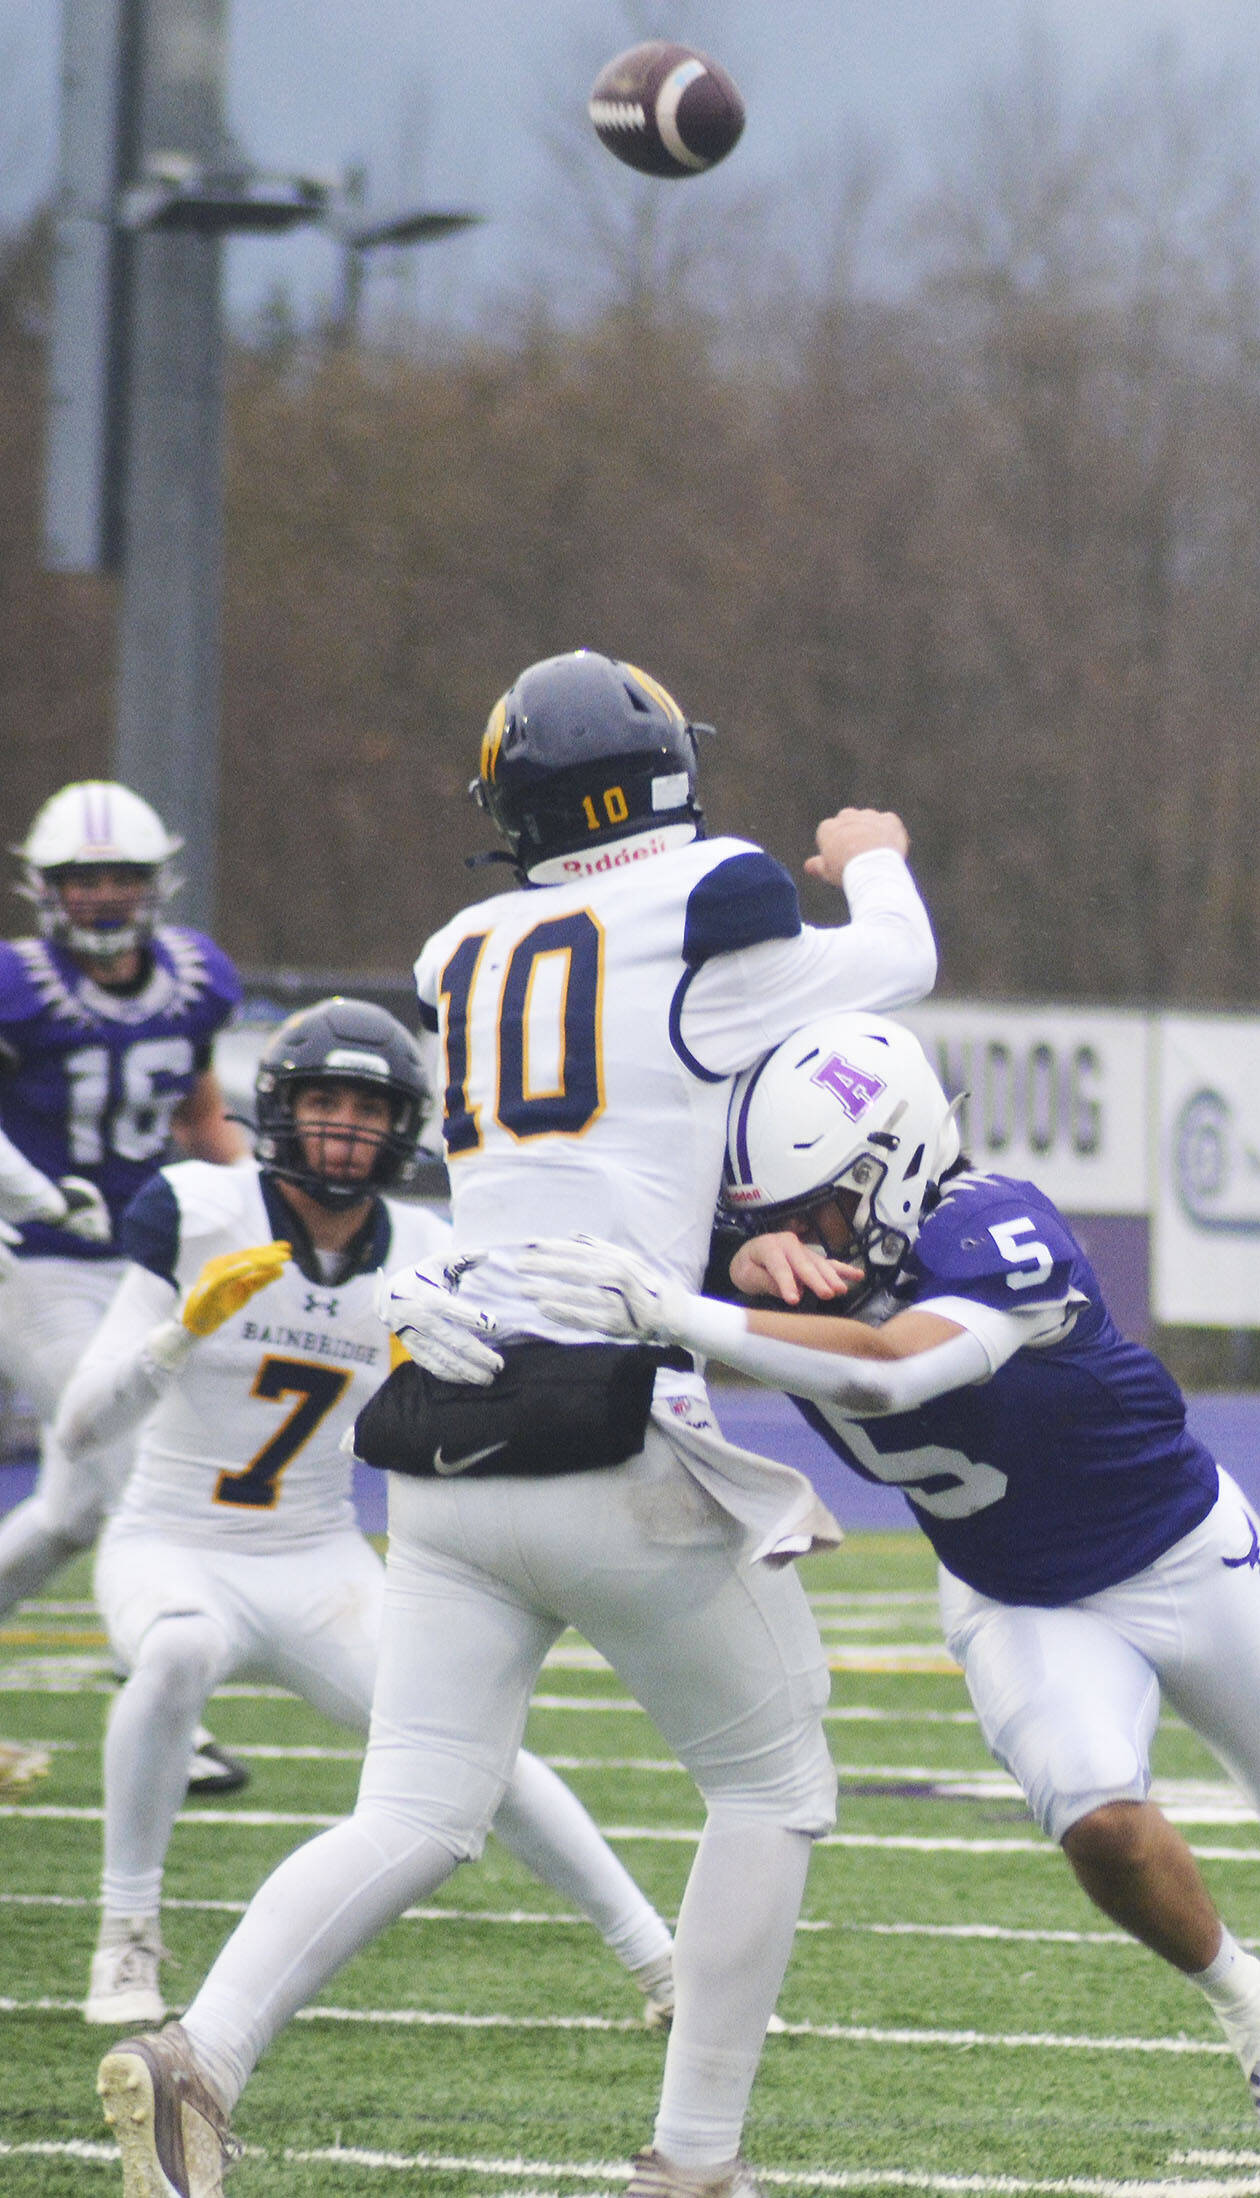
[181,1429,836,2162]
[940,1467,1260,1843]
[95,1519,673,1978]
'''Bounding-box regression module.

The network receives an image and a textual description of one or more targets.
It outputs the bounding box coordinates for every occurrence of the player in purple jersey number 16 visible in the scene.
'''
[508,1009,1260,2126]
[0,781,248,1797]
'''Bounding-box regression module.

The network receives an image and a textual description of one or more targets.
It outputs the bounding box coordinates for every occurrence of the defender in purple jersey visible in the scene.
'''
[511,1010,1260,2126]
[0,785,247,1791]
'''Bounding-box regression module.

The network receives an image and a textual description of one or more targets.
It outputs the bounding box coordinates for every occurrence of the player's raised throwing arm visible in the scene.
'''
[675,808,937,1081]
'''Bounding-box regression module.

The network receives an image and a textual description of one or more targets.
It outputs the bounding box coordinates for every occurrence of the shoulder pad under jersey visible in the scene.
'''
[152,928,244,1022]
[681,850,801,968]
[908,1173,1079,1313]
[117,1171,183,1284]
[0,939,59,1029]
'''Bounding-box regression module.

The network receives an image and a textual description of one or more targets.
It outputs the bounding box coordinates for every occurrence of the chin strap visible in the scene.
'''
[465,848,521,873]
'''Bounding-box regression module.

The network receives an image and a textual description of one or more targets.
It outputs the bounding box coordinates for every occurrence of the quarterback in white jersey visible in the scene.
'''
[413,829,932,1331]
[96,652,937,2198]
[63,998,675,2037]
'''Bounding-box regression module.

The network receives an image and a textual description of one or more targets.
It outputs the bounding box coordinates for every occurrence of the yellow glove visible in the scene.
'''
[180,1242,292,1337]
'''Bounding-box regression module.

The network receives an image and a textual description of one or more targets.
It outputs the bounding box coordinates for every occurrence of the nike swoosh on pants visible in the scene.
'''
[433,1440,509,1475]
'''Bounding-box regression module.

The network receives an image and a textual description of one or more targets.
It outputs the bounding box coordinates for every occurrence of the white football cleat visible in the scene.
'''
[84,1916,169,2027]
[1209,1988,1260,2123]
[1225,2026,1260,2123]
[97,2021,241,2198]
[626,2149,763,2198]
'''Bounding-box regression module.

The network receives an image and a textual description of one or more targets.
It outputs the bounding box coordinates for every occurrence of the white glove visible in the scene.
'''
[0,1217,19,1283]
[514,1236,689,1346]
[375,1255,504,1386]
[53,1176,113,1244]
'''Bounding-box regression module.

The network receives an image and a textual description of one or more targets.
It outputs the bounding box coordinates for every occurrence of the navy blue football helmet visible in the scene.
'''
[254,997,428,1208]
[470,649,708,877]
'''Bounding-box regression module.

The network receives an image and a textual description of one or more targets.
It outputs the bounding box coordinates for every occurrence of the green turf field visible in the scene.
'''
[3,1537,1260,2196]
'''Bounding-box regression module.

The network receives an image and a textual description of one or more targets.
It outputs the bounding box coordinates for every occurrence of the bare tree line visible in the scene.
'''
[3,36,1260,1005]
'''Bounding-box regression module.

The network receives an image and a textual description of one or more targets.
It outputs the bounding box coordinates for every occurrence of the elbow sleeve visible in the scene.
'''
[671,1293,991,1415]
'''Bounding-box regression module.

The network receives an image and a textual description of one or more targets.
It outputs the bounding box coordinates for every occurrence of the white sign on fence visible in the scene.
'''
[900,1002,1150,1214]
[1153,1017,1260,1326]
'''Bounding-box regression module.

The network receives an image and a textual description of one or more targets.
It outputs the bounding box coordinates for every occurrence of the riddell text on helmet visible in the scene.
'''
[560,835,676,878]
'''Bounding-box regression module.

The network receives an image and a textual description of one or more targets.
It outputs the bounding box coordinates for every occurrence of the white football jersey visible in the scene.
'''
[110,1160,450,1544]
[414,832,936,1335]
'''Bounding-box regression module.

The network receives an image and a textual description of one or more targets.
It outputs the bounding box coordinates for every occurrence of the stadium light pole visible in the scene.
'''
[44,0,481,934]
[330,165,483,347]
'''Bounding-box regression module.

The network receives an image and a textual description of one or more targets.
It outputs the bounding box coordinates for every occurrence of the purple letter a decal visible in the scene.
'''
[811,1054,886,1121]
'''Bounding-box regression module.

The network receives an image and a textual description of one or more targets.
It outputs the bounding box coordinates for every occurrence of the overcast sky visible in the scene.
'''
[5,1,1260,337]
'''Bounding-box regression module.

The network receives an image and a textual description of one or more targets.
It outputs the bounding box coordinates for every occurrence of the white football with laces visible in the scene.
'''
[588,42,745,179]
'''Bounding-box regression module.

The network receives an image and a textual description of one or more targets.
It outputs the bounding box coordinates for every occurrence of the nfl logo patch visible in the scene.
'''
[665,1395,714,1433]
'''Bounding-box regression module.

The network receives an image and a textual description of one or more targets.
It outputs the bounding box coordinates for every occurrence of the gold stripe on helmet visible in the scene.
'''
[624,662,686,727]
[480,697,507,783]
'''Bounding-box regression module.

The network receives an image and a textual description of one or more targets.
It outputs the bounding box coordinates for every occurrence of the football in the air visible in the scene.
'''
[588,42,745,180]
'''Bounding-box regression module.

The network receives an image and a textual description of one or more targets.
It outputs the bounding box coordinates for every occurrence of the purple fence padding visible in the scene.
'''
[4,1385,1259,1540]
[0,1460,36,1508]
[348,1385,1260,1539]
[1065,1215,1151,1345]
[1178,1395,1260,1511]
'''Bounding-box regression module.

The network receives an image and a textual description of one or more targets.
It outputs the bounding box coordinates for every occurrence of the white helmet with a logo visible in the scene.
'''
[722,1012,961,1302]
[15,781,183,961]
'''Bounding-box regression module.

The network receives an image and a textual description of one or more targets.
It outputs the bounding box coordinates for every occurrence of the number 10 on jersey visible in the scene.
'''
[440,910,606,1153]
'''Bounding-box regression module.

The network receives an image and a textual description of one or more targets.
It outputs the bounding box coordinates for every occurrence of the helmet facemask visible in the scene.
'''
[253,997,429,1211]
[256,1075,423,1211]
[28,862,171,965]
[14,783,183,963]
[727,1141,919,1317]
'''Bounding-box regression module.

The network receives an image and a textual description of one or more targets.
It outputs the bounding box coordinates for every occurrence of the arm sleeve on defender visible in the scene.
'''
[665,1293,994,1414]
[910,1290,1085,1372]
[667,1281,1081,1411]
[678,849,937,1077]
[52,1264,192,1457]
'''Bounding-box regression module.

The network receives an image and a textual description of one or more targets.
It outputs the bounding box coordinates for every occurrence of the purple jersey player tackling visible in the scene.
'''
[509,1010,1260,2127]
[0,784,245,1766]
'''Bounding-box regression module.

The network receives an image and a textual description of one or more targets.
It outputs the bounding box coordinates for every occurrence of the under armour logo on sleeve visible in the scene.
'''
[1223,1518,1260,1570]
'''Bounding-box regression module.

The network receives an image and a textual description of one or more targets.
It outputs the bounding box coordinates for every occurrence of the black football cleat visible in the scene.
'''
[185,1730,249,1797]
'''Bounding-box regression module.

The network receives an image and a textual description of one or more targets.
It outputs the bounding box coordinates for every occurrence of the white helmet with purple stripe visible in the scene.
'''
[15,781,183,961]
[721,1012,960,1301]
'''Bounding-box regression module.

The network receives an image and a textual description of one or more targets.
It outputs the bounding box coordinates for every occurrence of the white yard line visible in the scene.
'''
[4,2139,1260,2194]
[1,1803,1256,1860]
[12,1888,1260,1951]
[0,1994,1242,2063]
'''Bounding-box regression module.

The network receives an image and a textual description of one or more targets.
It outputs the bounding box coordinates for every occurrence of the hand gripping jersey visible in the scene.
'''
[111,1159,451,1545]
[414,835,936,1335]
[795,1173,1219,1604]
[0,926,241,1258]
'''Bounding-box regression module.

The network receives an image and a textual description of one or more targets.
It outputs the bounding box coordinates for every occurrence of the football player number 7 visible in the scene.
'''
[440,911,605,1154]
[213,1358,352,1509]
